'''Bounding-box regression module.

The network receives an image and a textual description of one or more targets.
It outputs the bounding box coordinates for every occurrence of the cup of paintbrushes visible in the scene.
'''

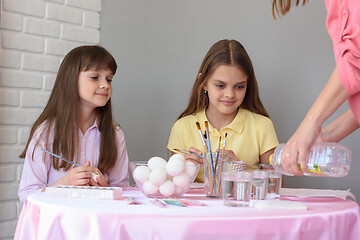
[204,151,227,198]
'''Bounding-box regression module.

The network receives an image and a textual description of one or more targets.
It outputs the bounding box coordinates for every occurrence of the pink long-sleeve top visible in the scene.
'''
[326,0,360,122]
[18,120,130,206]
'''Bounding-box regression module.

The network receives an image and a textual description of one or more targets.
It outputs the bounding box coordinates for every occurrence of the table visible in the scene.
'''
[14,187,360,240]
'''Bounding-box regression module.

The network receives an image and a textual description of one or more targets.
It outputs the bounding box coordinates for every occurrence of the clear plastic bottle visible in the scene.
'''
[269,143,352,177]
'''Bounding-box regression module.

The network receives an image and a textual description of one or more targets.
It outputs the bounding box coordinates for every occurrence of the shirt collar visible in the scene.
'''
[90,118,100,130]
[197,108,246,135]
[80,118,100,135]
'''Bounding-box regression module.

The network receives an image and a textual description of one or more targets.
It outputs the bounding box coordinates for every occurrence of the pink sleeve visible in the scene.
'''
[326,0,360,95]
[106,127,130,187]
[18,137,52,207]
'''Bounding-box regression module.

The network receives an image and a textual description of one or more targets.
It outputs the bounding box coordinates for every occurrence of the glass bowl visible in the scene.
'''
[129,160,200,198]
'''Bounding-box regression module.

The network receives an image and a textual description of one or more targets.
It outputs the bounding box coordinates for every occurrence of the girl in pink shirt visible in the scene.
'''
[272,0,360,175]
[18,46,129,206]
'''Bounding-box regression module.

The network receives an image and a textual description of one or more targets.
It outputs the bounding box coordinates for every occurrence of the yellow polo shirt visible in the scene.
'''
[167,108,279,182]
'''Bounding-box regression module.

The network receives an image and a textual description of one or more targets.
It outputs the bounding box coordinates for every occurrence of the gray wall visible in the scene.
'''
[100,0,360,203]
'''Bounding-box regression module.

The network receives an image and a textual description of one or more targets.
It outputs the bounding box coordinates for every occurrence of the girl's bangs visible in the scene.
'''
[80,48,117,74]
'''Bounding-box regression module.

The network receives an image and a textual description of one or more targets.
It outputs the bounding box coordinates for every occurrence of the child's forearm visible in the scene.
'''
[260,148,275,164]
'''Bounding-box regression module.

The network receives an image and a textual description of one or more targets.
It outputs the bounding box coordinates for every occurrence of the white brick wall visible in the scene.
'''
[0,0,101,238]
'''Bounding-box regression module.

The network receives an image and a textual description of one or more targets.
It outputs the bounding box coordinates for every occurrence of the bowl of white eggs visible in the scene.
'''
[130,154,200,198]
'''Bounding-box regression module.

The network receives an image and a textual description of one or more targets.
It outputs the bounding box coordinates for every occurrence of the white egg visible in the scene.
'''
[168,153,185,163]
[149,168,167,186]
[159,180,176,197]
[175,186,186,195]
[166,157,185,177]
[133,166,150,184]
[184,161,197,179]
[173,173,190,187]
[147,156,167,170]
[143,181,159,195]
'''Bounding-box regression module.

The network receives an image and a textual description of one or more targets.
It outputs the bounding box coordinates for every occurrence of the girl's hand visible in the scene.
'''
[185,147,203,165]
[89,169,109,187]
[225,150,240,162]
[54,161,98,186]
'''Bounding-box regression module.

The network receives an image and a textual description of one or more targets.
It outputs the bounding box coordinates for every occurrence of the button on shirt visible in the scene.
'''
[18,120,129,206]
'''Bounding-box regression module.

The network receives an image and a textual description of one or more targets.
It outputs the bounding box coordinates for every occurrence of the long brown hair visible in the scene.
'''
[20,45,118,172]
[177,39,269,120]
[272,0,309,19]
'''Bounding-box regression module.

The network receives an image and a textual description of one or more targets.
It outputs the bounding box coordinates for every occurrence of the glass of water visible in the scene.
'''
[251,170,269,200]
[222,171,253,207]
[267,170,282,199]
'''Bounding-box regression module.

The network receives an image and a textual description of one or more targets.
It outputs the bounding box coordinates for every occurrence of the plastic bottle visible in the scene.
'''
[269,143,352,177]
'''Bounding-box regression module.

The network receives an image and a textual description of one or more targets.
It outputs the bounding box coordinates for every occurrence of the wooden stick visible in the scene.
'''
[213,137,222,193]
[204,132,214,195]
[216,133,227,192]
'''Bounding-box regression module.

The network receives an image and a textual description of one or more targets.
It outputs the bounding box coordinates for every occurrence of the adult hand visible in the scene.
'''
[185,147,203,165]
[314,130,331,143]
[281,120,321,175]
[315,109,359,144]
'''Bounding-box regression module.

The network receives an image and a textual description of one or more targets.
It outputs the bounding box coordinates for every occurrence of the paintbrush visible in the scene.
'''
[213,137,222,170]
[213,136,222,191]
[40,148,100,182]
[216,133,228,192]
[204,121,216,194]
[223,133,228,150]
[204,121,213,157]
[173,149,204,158]
[40,148,80,167]
[195,122,207,149]
[203,131,213,193]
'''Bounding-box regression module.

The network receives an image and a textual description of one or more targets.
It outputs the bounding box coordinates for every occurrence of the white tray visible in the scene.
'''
[46,185,123,200]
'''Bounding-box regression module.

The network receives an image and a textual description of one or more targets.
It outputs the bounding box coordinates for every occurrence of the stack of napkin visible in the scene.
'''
[279,188,355,200]
[250,188,355,210]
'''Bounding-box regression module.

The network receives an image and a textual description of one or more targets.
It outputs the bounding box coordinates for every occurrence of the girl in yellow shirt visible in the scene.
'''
[167,39,279,182]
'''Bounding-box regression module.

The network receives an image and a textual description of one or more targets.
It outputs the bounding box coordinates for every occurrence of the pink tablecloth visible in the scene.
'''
[14,187,360,240]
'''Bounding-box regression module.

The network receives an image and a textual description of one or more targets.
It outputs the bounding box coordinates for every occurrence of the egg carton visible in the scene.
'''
[45,185,123,200]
